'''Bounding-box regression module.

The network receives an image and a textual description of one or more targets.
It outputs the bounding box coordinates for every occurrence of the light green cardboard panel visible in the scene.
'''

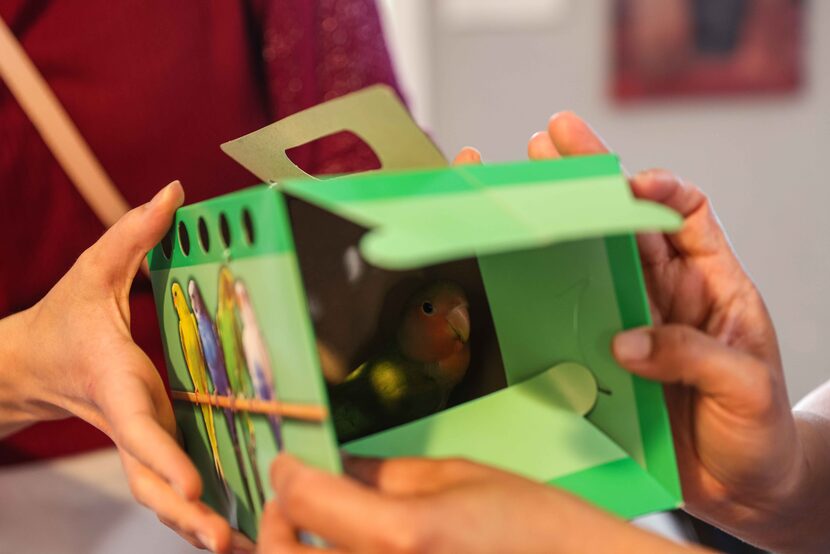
[479,239,647,466]
[282,155,681,270]
[220,85,446,184]
[344,365,627,482]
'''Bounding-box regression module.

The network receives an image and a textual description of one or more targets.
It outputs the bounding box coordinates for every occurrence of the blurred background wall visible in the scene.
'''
[381,0,829,404]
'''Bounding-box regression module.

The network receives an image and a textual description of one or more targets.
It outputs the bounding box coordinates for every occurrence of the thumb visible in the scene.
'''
[256,501,301,552]
[90,180,184,288]
[612,325,774,416]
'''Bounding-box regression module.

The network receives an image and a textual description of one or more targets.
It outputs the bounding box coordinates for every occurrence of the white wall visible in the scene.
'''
[378,0,433,127]
[383,0,830,403]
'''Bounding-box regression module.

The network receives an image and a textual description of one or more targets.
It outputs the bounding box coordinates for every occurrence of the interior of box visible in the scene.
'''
[286,194,648,487]
[323,231,644,484]
[275,153,682,507]
[287,197,509,443]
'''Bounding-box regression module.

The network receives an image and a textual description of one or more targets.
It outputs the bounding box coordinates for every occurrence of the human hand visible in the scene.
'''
[257,455,703,553]
[528,113,778,357]
[528,114,804,549]
[0,181,251,553]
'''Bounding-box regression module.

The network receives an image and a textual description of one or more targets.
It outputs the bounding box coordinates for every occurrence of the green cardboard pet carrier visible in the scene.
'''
[148,85,683,540]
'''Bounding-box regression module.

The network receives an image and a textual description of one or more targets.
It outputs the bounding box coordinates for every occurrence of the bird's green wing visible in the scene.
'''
[330,355,449,443]
[367,357,445,415]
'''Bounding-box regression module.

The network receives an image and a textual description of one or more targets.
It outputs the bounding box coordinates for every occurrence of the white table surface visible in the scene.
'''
[0,448,691,553]
[0,448,200,554]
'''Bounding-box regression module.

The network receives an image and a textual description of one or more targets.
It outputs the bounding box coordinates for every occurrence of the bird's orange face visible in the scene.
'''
[397,282,470,364]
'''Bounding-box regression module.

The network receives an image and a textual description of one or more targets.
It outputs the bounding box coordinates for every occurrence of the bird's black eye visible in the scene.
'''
[421,302,435,315]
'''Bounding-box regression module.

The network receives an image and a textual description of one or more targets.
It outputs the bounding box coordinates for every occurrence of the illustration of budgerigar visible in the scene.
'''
[188,279,255,519]
[329,281,471,442]
[235,280,284,450]
[216,268,267,506]
[171,282,228,498]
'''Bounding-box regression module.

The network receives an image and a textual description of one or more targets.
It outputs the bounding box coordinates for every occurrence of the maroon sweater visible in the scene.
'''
[0,0,399,463]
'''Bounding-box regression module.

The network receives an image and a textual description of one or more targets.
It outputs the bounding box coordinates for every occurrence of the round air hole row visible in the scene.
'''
[159,208,258,260]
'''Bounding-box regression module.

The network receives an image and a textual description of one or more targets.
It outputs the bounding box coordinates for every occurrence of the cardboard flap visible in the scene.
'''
[282,155,682,270]
[343,364,627,482]
[220,85,447,183]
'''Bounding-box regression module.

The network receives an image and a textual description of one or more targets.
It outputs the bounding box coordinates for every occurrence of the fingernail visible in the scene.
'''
[231,530,256,553]
[614,329,653,362]
[172,482,190,499]
[149,183,170,207]
[232,543,255,554]
[196,532,217,552]
[271,453,297,481]
[149,180,180,208]
[262,500,276,516]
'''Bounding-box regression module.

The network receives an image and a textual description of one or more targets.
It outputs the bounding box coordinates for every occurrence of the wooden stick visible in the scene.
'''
[171,391,327,422]
[0,17,130,229]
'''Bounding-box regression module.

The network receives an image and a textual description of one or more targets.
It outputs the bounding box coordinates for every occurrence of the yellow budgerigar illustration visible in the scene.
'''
[171,282,229,498]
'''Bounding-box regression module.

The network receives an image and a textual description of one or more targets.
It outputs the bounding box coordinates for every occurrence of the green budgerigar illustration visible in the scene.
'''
[216,268,268,507]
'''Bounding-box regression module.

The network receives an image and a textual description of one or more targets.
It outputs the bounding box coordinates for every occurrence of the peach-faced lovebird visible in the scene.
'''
[329,281,471,443]
[235,280,284,450]
[170,282,226,487]
[189,279,253,519]
[216,268,267,507]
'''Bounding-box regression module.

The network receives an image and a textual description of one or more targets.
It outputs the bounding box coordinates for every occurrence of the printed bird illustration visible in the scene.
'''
[235,280,285,450]
[170,282,227,492]
[188,279,254,520]
[216,268,267,507]
[329,281,471,443]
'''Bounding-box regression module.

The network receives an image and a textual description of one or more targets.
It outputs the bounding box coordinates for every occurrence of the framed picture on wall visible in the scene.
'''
[613,0,804,101]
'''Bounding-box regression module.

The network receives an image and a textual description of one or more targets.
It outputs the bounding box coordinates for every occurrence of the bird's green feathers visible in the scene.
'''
[329,352,447,442]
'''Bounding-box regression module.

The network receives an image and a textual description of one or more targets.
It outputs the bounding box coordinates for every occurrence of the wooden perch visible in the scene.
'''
[171,391,327,422]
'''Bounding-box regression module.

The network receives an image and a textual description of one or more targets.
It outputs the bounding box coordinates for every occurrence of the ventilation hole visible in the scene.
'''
[285,130,381,176]
[242,208,255,245]
[160,227,174,259]
[197,217,210,253]
[178,221,190,256]
[219,212,231,248]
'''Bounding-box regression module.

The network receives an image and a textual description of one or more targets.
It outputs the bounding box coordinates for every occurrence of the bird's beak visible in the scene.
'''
[446,305,470,343]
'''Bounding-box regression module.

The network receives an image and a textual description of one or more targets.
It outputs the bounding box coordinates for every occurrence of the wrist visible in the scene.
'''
[0,305,76,435]
[0,308,41,435]
[767,413,830,553]
[722,415,828,553]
